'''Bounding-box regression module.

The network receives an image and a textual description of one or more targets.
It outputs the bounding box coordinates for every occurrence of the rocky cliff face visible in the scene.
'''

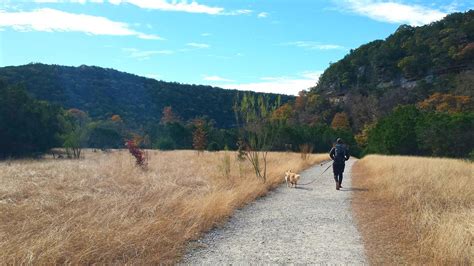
[310,10,474,130]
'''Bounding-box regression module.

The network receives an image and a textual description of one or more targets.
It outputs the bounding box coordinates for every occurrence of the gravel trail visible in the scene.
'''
[183,159,367,264]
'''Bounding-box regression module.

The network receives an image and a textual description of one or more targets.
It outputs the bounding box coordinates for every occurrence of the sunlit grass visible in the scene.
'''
[0,150,327,264]
[353,155,473,264]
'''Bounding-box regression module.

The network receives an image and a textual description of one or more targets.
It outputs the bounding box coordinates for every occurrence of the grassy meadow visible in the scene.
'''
[0,150,327,264]
[352,155,473,264]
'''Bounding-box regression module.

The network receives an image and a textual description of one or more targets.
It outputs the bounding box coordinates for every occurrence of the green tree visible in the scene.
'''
[0,83,65,157]
[416,111,473,157]
[88,125,123,149]
[62,109,91,159]
[366,105,421,155]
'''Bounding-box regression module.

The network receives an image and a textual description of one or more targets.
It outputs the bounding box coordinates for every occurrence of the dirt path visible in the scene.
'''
[183,159,367,264]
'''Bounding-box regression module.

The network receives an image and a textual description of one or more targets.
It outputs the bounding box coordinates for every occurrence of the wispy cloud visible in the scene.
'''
[186,42,210,49]
[34,0,106,2]
[282,41,345,51]
[215,71,323,95]
[123,48,173,60]
[257,12,269,18]
[34,0,253,16]
[108,0,224,15]
[203,75,234,82]
[338,0,447,26]
[223,9,253,16]
[201,32,212,37]
[0,8,162,39]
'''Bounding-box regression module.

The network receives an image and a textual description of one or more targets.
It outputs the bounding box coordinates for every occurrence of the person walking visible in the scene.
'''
[329,138,350,190]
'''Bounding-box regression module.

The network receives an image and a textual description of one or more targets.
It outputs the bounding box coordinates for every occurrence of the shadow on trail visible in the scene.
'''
[340,187,368,192]
[295,186,313,191]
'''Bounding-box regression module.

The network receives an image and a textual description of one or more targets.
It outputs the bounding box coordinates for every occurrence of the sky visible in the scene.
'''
[0,0,472,95]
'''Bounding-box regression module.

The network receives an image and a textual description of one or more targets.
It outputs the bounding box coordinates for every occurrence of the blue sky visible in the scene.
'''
[0,0,472,95]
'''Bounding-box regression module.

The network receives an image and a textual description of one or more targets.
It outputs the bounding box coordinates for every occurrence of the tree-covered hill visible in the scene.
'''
[0,63,292,128]
[311,10,474,130]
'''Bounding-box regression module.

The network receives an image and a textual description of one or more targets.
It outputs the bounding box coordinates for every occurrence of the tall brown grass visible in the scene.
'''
[352,155,473,264]
[0,150,327,264]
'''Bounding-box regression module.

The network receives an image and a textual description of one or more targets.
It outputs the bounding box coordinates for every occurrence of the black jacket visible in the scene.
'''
[329,144,350,164]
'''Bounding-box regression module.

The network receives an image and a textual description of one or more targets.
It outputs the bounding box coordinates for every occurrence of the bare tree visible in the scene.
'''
[234,93,281,182]
[192,119,208,154]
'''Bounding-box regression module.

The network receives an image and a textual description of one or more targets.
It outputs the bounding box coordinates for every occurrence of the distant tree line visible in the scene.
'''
[0,83,356,158]
[1,82,472,160]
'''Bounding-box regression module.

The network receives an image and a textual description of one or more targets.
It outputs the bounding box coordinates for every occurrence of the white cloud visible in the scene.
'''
[203,75,234,82]
[340,0,447,26]
[109,0,224,15]
[300,71,323,80]
[186,42,210,49]
[123,48,173,60]
[33,0,104,3]
[218,71,323,95]
[0,8,162,39]
[283,41,345,51]
[257,12,268,18]
[33,0,62,2]
[201,32,212,37]
[33,0,254,16]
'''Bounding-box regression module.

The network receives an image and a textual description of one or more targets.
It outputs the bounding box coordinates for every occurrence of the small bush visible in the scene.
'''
[125,140,147,167]
[207,142,220,151]
[154,138,176,150]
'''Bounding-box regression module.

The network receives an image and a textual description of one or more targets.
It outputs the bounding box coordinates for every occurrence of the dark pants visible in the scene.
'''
[333,162,345,185]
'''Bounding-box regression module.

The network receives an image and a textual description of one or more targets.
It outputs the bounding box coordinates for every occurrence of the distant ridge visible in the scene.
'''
[0,63,293,128]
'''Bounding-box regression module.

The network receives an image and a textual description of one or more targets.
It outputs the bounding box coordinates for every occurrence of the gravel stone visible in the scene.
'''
[183,159,367,264]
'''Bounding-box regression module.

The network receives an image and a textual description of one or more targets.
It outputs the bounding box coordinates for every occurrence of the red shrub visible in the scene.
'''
[125,140,147,167]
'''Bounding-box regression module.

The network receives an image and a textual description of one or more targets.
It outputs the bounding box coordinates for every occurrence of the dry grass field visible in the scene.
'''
[0,150,327,264]
[352,155,473,264]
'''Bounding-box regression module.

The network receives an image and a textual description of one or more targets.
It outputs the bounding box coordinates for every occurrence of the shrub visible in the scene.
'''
[154,138,175,150]
[125,140,147,167]
[207,142,220,151]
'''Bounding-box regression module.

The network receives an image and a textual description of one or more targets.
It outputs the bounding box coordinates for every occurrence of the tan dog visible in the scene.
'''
[285,170,301,188]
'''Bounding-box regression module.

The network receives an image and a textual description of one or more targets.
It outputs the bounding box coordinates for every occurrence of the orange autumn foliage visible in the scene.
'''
[417,93,472,113]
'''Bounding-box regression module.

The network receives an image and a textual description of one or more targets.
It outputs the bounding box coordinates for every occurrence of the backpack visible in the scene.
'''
[334,144,346,163]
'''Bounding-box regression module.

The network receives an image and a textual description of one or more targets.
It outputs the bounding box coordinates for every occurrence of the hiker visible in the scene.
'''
[329,138,350,190]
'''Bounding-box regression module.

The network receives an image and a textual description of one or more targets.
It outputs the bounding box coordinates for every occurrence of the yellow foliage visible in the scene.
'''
[417,93,472,113]
[355,123,374,148]
[111,114,122,122]
[331,112,350,129]
[271,103,293,121]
